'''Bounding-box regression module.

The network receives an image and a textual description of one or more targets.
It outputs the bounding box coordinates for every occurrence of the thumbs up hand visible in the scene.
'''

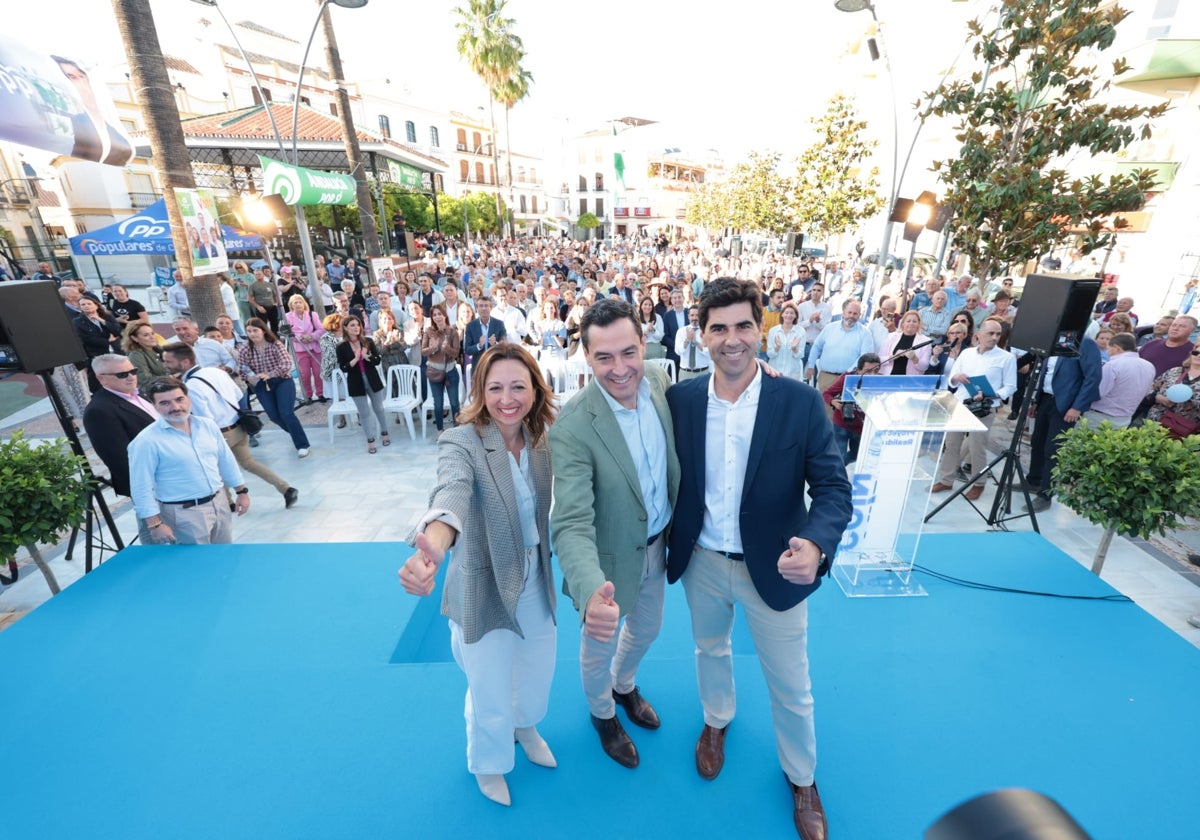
[399,531,445,596]
[778,536,821,585]
[584,581,620,642]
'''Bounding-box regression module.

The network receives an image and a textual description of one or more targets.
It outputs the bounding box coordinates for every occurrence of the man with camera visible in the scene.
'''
[822,353,882,465]
[932,317,1017,501]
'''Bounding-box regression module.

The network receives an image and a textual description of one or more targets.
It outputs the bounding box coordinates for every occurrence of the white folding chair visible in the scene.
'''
[647,357,676,383]
[326,369,359,444]
[382,364,422,440]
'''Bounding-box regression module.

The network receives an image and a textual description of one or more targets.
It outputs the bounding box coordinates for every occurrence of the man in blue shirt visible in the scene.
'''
[805,299,875,398]
[129,376,249,545]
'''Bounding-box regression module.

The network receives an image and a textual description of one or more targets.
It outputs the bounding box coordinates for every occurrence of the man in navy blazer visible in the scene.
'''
[1024,337,1102,512]
[462,296,507,370]
[666,278,851,840]
[660,288,689,370]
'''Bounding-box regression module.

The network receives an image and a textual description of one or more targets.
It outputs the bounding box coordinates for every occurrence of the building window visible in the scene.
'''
[460,160,470,182]
[519,195,527,213]
[251,87,272,104]
[531,196,538,214]
[529,168,537,184]
[430,126,440,147]
[378,115,391,139]
[472,131,482,151]
[595,173,604,191]
[329,103,338,116]
[595,198,604,219]
[405,121,416,143]
[579,198,587,217]
[475,162,485,183]
[578,175,587,192]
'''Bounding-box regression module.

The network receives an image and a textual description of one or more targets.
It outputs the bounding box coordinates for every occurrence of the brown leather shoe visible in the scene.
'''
[789,779,828,840]
[695,723,726,780]
[964,485,984,501]
[931,482,953,493]
[591,714,639,768]
[613,687,661,729]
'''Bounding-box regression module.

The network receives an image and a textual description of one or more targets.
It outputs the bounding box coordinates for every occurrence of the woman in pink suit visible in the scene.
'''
[285,296,326,403]
[878,310,932,375]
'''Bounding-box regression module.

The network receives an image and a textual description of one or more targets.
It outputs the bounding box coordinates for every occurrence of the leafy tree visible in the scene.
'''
[920,0,1168,279]
[687,151,793,236]
[577,212,601,238]
[792,94,885,249]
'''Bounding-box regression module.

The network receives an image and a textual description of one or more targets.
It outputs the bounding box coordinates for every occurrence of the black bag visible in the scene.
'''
[188,373,263,434]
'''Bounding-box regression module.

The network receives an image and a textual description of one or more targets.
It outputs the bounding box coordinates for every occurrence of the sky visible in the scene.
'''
[8,0,998,165]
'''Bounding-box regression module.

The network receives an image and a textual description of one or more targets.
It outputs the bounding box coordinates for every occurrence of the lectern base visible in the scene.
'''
[832,557,929,597]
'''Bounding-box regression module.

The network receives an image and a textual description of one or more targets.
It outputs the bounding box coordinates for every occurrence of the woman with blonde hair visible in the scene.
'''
[399,343,558,807]
[320,313,347,425]
[122,321,166,383]
[286,295,325,404]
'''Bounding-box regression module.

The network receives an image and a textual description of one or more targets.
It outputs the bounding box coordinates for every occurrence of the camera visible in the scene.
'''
[841,398,858,423]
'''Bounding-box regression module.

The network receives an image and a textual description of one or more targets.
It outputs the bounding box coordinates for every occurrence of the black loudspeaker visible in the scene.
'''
[730,236,743,259]
[0,281,88,372]
[785,232,805,258]
[1009,274,1100,356]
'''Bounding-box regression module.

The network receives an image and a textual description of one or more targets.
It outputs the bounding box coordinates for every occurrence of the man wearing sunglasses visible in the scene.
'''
[82,354,158,543]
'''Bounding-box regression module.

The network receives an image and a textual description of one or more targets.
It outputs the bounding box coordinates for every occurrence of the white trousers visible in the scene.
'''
[579,535,666,718]
[449,548,556,775]
[159,496,233,544]
[682,546,817,787]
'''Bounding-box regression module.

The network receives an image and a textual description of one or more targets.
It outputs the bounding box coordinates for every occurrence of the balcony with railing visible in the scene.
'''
[129,191,162,208]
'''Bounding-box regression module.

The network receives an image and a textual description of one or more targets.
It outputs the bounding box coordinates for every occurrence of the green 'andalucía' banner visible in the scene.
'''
[257,155,357,206]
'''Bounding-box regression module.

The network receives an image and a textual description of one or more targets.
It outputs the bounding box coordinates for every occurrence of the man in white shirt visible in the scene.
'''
[675,306,711,380]
[496,288,529,343]
[162,344,298,509]
[932,318,1017,501]
[129,376,250,545]
[171,318,236,372]
[797,283,832,375]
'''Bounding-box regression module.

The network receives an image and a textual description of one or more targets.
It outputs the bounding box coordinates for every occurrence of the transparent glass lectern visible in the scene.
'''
[832,378,985,597]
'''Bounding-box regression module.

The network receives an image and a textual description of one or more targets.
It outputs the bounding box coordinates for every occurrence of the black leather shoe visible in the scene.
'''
[284,487,299,509]
[591,714,638,768]
[695,723,726,780]
[789,778,828,840]
[613,687,661,729]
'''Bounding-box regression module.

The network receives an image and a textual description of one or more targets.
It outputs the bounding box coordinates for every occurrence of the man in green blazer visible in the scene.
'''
[550,299,680,769]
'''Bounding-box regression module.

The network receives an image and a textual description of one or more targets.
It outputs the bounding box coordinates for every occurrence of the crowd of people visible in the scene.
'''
[44,229,1200,838]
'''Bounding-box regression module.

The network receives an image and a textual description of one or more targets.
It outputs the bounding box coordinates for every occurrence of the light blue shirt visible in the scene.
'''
[129,414,245,519]
[507,444,539,549]
[808,320,875,375]
[598,376,671,538]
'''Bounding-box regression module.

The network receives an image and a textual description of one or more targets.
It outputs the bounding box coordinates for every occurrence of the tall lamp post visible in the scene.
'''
[190,0,367,309]
[834,0,899,307]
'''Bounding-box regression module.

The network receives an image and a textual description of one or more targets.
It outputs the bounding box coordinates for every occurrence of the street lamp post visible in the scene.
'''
[190,0,367,310]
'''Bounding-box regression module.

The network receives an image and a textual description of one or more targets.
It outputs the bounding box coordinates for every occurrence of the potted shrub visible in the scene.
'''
[0,432,93,595]
[1053,420,1200,574]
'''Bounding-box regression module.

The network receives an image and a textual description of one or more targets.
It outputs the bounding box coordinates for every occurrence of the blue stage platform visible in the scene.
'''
[3,532,1198,838]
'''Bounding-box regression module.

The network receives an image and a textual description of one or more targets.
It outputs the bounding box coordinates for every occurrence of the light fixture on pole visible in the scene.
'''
[191,0,368,310]
[898,190,941,312]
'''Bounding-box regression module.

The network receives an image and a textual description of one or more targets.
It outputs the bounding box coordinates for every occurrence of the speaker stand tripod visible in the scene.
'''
[924,353,1049,532]
[39,370,124,571]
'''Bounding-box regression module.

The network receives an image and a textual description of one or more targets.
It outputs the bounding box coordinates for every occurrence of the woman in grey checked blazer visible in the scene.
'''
[400,343,558,808]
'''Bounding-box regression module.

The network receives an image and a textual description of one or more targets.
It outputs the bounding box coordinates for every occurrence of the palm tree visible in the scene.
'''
[319,0,382,257]
[111,0,221,331]
[494,65,533,235]
[454,0,523,237]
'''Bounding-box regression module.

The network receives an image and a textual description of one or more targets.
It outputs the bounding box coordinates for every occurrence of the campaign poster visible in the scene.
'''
[174,188,228,276]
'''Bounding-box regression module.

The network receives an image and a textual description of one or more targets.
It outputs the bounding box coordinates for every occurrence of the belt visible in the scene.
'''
[648,528,664,546]
[703,546,744,562]
[680,367,707,373]
[159,493,218,509]
[219,423,239,433]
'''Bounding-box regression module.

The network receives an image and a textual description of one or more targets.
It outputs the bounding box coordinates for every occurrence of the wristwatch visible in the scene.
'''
[235,488,249,496]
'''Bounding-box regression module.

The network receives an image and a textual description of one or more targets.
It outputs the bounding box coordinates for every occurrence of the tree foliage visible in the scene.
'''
[577,212,601,229]
[920,0,1168,278]
[687,98,883,240]
[792,94,885,245]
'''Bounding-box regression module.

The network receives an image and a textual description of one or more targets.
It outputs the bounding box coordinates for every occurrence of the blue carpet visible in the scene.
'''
[3,532,1198,838]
